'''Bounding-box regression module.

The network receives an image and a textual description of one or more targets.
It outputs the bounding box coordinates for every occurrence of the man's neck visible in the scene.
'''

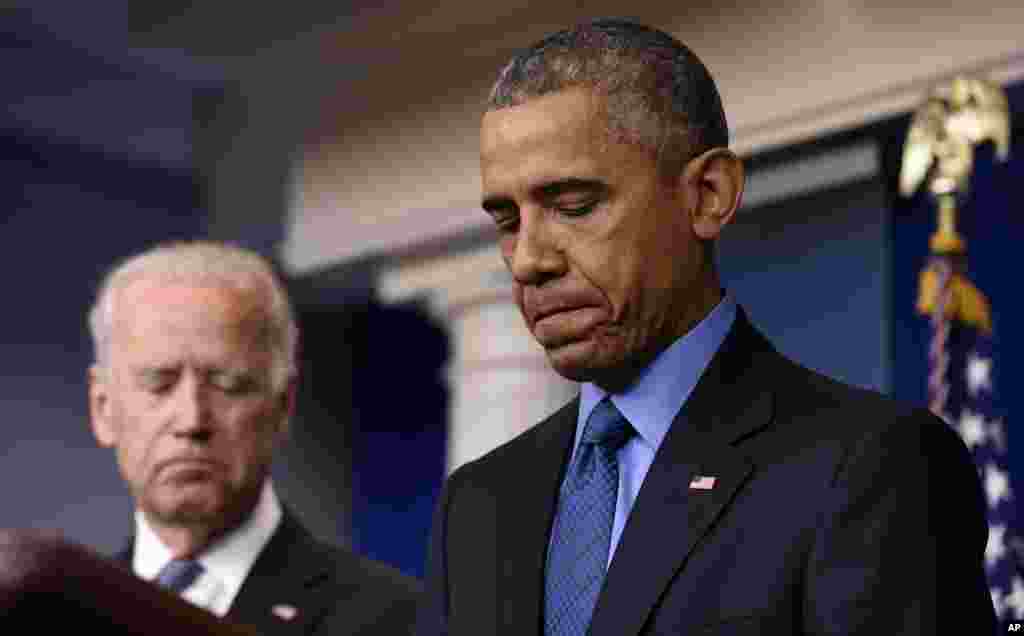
[143,499,256,559]
[147,520,223,559]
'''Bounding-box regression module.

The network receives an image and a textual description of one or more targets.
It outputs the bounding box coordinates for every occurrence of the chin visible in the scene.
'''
[150,488,226,524]
[545,338,642,391]
[547,361,591,383]
[545,341,610,383]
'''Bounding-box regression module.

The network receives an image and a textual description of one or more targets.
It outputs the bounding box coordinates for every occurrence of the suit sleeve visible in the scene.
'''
[311,555,423,636]
[415,478,453,636]
[803,409,996,635]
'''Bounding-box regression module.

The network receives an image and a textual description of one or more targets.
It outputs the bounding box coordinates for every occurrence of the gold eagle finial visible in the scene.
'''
[900,76,1010,199]
[899,76,1010,254]
[905,76,1009,332]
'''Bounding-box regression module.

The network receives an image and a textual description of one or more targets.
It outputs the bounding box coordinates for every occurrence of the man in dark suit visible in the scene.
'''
[87,240,420,635]
[418,19,996,635]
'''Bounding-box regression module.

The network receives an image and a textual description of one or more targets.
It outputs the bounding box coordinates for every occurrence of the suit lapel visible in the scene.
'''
[497,397,579,636]
[590,312,776,636]
[228,510,333,635]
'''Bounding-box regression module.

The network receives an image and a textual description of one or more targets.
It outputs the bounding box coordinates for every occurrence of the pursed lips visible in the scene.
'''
[528,303,607,345]
[533,305,595,323]
[525,291,599,325]
[532,303,575,323]
[156,456,223,479]
[521,286,608,343]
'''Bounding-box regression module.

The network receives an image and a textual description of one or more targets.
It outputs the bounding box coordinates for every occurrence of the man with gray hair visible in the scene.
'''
[88,240,420,635]
[418,18,994,635]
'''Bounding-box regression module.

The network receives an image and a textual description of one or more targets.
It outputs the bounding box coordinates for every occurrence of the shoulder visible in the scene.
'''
[299,526,421,601]
[334,547,422,605]
[766,352,975,483]
[271,511,422,603]
[308,540,422,635]
[775,353,943,430]
[444,395,577,494]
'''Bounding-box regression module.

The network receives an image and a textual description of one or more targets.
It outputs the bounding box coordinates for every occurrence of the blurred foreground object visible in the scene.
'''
[0,528,258,634]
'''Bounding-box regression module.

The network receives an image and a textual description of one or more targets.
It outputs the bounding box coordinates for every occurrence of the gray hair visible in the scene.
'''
[88,241,298,392]
[487,18,729,176]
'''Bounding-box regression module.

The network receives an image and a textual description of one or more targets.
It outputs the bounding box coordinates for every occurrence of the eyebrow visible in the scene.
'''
[134,365,178,376]
[481,177,607,212]
[133,367,179,384]
[535,177,607,198]
[132,365,253,380]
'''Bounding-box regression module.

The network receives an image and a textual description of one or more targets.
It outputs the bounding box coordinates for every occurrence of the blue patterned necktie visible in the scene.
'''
[544,398,634,636]
[155,559,204,593]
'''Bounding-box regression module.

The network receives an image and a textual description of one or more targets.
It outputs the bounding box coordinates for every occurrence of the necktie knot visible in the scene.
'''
[581,399,633,450]
[155,559,204,593]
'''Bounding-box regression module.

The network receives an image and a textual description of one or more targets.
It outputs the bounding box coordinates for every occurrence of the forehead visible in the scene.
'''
[109,278,270,361]
[482,85,605,143]
[483,88,606,164]
[480,87,653,192]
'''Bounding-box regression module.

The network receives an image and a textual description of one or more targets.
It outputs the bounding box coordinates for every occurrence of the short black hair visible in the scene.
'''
[487,18,729,173]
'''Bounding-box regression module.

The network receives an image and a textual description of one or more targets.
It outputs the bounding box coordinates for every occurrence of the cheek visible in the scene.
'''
[216,404,282,459]
[109,407,157,475]
[116,433,160,494]
[574,244,632,313]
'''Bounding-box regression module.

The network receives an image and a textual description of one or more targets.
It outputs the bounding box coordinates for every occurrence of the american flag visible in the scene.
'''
[688,475,716,490]
[923,254,1024,623]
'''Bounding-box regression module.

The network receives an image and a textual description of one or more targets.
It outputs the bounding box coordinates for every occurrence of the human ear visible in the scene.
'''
[682,147,745,240]
[88,365,117,448]
[274,376,298,437]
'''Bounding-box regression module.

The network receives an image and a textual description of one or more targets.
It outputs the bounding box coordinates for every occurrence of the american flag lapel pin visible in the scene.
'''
[272,604,299,621]
[689,475,717,490]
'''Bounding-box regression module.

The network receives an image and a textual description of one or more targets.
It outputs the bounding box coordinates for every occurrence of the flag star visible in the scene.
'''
[986,524,1007,569]
[966,353,993,397]
[1006,577,1024,620]
[984,464,1011,509]
[958,411,988,450]
[992,587,1006,619]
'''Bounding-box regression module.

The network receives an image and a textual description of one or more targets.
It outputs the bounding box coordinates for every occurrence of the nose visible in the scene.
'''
[506,210,566,285]
[171,374,213,442]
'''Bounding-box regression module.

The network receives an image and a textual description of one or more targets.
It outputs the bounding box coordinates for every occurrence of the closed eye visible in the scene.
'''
[552,198,598,216]
[538,179,606,217]
[482,199,520,233]
[209,371,259,395]
[137,369,178,395]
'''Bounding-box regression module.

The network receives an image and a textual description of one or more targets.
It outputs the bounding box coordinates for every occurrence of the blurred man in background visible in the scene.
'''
[88,240,420,635]
[419,18,995,635]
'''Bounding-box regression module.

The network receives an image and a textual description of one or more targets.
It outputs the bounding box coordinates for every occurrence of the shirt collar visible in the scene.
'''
[577,294,737,452]
[132,478,283,593]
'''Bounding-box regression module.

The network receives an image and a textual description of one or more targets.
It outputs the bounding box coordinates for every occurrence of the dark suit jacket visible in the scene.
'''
[118,509,421,636]
[418,310,996,635]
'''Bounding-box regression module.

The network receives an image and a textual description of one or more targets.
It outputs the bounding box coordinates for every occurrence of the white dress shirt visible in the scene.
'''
[132,479,283,617]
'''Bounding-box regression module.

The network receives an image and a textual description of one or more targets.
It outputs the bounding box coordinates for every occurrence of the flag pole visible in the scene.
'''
[900,77,1005,418]
[900,75,1020,622]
